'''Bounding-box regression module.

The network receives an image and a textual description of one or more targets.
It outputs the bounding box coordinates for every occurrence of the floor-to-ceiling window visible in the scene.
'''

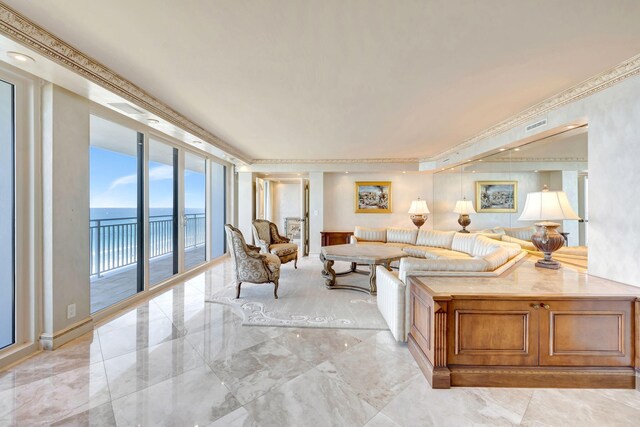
[148,138,178,285]
[89,115,143,313]
[211,162,226,258]
[184,152,207,269]
[0,79,15,349]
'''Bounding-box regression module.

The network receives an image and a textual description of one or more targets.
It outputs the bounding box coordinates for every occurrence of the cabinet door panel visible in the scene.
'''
[448,300,539,366]
[539,300,633,367]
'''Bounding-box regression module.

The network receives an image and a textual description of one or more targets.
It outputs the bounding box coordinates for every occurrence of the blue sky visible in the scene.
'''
[90,147,205,210]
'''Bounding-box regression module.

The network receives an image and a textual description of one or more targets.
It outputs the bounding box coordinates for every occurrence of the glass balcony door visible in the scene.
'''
[210,162,226,259]
[183,152,207,269]
[148,139,178,286]
[0,79,15,350]
[89,115,143,313]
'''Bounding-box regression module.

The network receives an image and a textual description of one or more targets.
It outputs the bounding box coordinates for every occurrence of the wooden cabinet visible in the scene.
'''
[320,231,353,247]
[447,300,540,366]
[408,275,640,390]
[538,300,632,367]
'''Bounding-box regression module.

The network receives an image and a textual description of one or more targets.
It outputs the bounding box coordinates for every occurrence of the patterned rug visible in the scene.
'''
[206,257,389,330]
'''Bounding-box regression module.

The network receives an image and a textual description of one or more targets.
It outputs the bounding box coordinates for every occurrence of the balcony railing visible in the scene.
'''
[90,213,205,277]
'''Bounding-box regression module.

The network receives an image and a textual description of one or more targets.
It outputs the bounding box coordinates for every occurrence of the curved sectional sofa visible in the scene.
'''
[350,226,526,279]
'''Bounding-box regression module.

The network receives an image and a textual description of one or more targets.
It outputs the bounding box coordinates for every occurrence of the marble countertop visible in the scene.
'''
[413,257,640,298]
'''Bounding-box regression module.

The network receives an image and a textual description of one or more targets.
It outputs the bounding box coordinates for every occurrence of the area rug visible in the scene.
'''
[205,257,389,330]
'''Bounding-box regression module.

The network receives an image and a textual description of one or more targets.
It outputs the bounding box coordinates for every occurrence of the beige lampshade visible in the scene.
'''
[453,199,476,215]
[408,199,430,215]
[518,187,581,221]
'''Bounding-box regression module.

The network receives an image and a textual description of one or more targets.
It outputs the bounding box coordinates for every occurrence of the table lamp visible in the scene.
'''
[518,185,580,269]
[408,198,430,229]
[453,198,476,233]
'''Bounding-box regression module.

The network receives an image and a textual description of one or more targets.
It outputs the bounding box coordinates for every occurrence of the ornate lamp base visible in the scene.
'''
[531,222,566,270]
[411,214,427,230]
[457,214,471,233]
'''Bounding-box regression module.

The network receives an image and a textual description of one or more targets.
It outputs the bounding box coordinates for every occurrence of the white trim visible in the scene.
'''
[0,62,42,367]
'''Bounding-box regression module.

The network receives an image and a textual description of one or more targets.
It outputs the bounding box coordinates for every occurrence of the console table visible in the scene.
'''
[320,231,354,246]
[408,259,640,390]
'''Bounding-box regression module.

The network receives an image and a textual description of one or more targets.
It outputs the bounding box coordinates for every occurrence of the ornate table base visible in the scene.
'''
[320,253,392,295]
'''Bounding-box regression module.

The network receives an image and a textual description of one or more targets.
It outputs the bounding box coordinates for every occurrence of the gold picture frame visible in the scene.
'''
[476,181,518,213]
[355,181,392,213]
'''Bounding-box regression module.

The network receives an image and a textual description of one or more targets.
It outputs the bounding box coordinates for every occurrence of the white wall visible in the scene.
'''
[433,171,548,232]
[309,172,324,254]
[587,76,640,287]
[549,171,580,246]
[236,172,255,241]
[42,84,91,347]
[323,172,433,231]
[272,181,301,232]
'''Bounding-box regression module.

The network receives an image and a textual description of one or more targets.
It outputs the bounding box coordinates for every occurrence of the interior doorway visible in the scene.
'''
[258,174,309,257]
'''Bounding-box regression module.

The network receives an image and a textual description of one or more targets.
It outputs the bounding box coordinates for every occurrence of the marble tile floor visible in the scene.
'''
[91,245,207,313]
[2,259,640,426]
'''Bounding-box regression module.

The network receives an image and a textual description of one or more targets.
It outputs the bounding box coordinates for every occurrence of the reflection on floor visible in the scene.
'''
[90,245,206,313]
[2,258,640,426]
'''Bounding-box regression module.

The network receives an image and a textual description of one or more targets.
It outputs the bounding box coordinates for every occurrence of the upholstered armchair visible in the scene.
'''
[251,219,298,268]
[224,224,281,299]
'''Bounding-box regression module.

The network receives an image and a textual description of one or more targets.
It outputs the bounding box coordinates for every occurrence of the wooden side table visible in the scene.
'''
[320,231,354,246]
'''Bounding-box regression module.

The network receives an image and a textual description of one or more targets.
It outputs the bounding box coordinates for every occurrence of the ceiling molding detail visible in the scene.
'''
[487,157,587,162]
[252,158,419,164]
[0,3,250,163]
[421,53,640,162]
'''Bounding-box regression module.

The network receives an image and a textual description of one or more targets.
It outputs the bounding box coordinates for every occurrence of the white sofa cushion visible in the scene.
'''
[354,226,387,242]
[495,226,536,242]
[400,257,490,277]
[375,266,406,342]
[472,235,502,257]
[386,227,418,245]
[480,248,510,271]
[451,233,479,255]
[416,230,456,248]
[492,239,524,259]
[403,245,471,260]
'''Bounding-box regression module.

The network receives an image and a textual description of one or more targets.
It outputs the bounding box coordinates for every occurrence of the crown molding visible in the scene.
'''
[252,158,419,164]
[0,3,250,163]
[421,53,640,162]
[488,157,587,163]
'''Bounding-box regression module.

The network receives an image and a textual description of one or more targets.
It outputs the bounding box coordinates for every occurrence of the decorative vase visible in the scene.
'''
[531,222,566,269]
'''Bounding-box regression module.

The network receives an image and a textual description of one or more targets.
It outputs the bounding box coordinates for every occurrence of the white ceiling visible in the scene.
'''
[5,1,640,161]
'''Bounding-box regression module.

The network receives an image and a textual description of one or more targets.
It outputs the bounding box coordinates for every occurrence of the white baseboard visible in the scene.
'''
[39,316,94,350]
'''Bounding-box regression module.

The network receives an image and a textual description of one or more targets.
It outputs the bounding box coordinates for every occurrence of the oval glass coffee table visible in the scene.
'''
[319,244,407,295]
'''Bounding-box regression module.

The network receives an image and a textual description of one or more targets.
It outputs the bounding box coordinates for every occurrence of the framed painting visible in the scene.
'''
[476,181,518,213]
[284,217,301,240]
[355,181,392,213]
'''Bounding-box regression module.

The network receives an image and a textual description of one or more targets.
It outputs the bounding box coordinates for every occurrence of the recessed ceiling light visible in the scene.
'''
[7,51,35,63]
[472,170,476,173]
[534,170,539,173]
[402,171,406,174]
[499,148,506,152]
[514,148,521,151]
[297,173,301,176]
[567,125,577,129]
[265,173,269,176]
[441,168,445,171]
[478,160,483,162]
[147,118,160,125]
[345,171,349,174]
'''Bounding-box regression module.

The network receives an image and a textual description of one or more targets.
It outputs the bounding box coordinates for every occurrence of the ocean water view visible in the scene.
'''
[89,207,206,276]
[90,207,204,221]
